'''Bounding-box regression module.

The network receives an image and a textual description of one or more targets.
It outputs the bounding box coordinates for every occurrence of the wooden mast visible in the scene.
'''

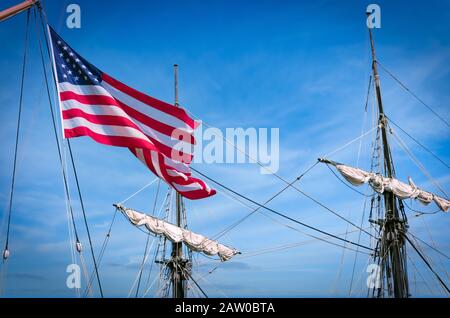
[171,64,186,298]
[368,22,409,298]
[0,0,37,23]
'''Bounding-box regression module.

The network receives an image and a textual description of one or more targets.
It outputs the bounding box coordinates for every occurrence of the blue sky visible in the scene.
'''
[0,0,449,297]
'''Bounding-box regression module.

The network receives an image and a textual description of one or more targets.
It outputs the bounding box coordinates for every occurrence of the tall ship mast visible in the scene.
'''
[367,21,409,298]
[172,65,187,299]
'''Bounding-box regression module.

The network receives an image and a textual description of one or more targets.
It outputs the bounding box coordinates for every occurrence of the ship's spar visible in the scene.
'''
[0,1,448,298]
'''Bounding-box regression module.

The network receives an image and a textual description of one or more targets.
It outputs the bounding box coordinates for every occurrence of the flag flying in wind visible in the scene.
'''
[48,26,216,200]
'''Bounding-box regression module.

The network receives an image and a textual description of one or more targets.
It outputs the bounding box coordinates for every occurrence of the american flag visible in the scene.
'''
[48,26,216,200]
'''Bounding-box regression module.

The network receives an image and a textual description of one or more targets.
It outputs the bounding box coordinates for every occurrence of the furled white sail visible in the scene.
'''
[323,161,449,212]
[115,204,239,261]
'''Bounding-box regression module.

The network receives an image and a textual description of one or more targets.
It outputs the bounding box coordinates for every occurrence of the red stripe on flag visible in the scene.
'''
[62,108,193,163]
[64,126,158,151]
[128,148,215,200]
[60,91,195,145]
[102,73,198,129]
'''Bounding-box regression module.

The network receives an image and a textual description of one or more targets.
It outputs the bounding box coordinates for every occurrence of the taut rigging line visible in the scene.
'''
[214,186,372,256]
[188,106,378,238]
[211,161,320,241]
[402,233,450,294]
[385,115,449,169]
[377,61,449,128]
[3,9,30,263]
[191,168,374,253]
[33,6,104,297]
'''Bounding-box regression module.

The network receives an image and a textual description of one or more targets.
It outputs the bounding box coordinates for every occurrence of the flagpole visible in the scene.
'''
[171,64,186,298]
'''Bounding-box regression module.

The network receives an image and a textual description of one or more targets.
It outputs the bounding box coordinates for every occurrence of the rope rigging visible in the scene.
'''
[342,75,375,292]
[67,141,104,297]
[325,163,374,198]
[33,6,79,242]
[181,266,208,298]
[407,231,450,260]
[35,8,85,251]
[349,192,372,295]
[231,227,373,261]
[321,126,378,159]
[120,184,182,298]
[135,179,161,297]
[390,127,448,198]
[344,73,374,296]
[409,233,448,286]
[402,233,450,294]
[415,216,450,282]
[191,167,374,252]
[34,6,104,297]
[213,181,373,256]
[386,115,449,169]
[61,143,83,297]
[377,61,449,128]
[138,190,173,298]
[1,5,89,297]
[287,181,375,238]
[211,160,320,241]
[3,8,30,262]
[83,207,117,297]
[187,108,379,238]
[127,237,157,298]
[406,252,436,295]
[145,187,171,296]
[118,178,159,205]
[356,75,372,168]
[404,200,440,216]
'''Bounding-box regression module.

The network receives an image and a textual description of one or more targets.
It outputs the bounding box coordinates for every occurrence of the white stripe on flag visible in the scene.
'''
[172,182,206,193]
[134,148,146,165]
[63,117,150,142]
[101,80,194,134]
[150,150,166,181]
[59,82,111,96]
[61,99,194,154]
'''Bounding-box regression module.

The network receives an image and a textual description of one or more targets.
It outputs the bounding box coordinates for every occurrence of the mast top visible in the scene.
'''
[174,64,179,107]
